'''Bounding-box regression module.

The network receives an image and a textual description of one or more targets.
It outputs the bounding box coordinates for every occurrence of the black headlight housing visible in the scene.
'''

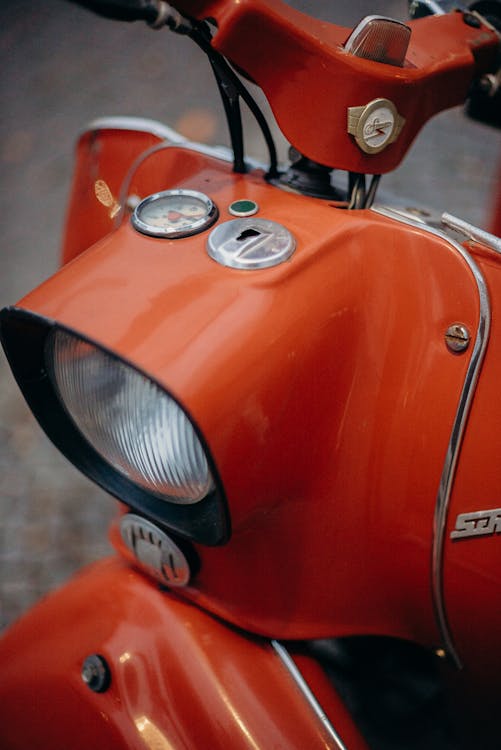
[0,307,230,546]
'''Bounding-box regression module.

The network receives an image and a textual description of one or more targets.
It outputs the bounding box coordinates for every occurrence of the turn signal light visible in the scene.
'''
[344,16,411,67]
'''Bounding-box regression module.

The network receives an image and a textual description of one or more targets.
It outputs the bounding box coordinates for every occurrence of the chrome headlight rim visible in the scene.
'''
[0,307,230,546]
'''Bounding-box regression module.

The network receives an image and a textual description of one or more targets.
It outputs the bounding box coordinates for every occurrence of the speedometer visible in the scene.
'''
[131,189,218,239]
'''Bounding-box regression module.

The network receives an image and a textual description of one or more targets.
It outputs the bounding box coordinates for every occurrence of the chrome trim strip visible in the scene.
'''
[271,640,348,750]
[83,115,239,163]
[169,140,236,162]
[442,213,501,255]
[81,116,188,143]
[373,205,491,669]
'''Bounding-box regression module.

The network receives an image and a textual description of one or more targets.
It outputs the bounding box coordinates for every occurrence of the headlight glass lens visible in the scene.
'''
[46,329,214,504]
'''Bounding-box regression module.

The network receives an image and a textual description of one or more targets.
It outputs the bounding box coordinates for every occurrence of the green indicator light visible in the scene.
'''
[229,199,259,217]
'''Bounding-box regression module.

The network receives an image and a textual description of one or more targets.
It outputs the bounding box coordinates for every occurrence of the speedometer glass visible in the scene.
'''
[131,189,218,238]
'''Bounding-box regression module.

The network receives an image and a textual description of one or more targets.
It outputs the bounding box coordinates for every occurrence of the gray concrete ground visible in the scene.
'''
[0,0,500,630]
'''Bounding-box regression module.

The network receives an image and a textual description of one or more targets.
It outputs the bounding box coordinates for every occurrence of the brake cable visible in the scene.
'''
[151,3,279,179]
[187,21,280,179]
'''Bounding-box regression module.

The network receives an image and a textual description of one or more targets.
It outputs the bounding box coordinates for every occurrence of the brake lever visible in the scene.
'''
[409,0,463,17]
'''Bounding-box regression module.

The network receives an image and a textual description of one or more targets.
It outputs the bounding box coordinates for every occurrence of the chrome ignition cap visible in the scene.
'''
[207,218,296,270]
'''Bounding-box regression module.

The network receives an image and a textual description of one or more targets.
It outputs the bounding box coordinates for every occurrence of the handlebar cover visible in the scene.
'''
[68,0,160,22]
[170,0,499,173]
[70,0,500,171]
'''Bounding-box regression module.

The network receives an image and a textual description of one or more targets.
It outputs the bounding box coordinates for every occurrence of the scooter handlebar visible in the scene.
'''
[67,0,163,23]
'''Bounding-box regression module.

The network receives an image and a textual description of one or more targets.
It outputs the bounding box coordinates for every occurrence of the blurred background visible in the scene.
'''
[1,0,499,629]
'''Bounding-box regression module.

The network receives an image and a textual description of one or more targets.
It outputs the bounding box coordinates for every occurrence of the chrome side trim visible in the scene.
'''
[171,140,236,163]
[83,115,238,163]
[442,213,501,255]
[271,640,348,750]
[373,205,491,669]
[81,115,188,143]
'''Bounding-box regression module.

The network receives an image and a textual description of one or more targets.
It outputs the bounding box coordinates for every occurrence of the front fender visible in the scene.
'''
[0,556,366,749]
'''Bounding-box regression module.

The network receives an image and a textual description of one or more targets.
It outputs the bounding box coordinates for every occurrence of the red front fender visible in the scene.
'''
[0,556,366,749]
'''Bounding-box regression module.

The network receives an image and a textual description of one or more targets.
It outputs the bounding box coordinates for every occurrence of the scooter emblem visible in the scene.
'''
[120,514,191,586]
[347,98,405,154]
[450,507,501,540]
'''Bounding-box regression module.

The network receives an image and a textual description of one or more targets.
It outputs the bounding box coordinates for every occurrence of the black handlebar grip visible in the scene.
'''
[67,0,162,23]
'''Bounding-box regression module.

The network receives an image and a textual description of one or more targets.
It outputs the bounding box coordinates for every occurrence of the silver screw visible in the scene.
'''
[81,654,111,693]
[81,661,97,684]
[445,324,470,353]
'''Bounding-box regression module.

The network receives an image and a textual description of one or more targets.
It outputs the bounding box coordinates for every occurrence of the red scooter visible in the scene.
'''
[1,1,500,747]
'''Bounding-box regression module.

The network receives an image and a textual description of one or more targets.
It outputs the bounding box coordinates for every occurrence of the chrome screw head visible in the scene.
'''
[445,324,471,353]
[81,654,111,693]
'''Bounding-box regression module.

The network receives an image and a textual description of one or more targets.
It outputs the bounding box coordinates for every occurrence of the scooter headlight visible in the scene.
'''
[0,309,229,545]
[46,329,213,505]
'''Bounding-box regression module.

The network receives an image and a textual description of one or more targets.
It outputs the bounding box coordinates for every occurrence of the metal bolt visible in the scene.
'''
[463,11,481,28]
[478,73,501,97]
[81,654,111,693]
[445,324,470,353]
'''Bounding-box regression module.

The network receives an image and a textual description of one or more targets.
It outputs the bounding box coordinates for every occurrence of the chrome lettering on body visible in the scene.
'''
[451,508,501,540]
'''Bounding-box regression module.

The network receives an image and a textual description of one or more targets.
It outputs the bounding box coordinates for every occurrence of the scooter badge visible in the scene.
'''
[347,98,405,154]
[120,514,191,586]
[450,507,501,540]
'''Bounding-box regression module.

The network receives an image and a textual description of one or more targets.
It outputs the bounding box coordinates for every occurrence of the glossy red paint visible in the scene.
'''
[13,148,487,654]
[171,0,498,173]
[2,3,500,745]
[0,557,368,749]
[62,126,166,263]
[61,129,235,266]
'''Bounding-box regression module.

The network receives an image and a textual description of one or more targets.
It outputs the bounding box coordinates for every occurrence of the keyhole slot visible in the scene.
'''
[236,228,261,241]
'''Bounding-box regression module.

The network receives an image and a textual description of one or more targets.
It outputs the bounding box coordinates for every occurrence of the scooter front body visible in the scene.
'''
[2,1,501,743]
[3,126,501,685]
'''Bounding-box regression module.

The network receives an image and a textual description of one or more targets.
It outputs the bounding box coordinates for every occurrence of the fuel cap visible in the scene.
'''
[207,218,295,270]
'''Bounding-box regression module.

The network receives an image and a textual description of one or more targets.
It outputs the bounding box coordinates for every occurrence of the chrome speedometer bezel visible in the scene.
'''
[131,188,219,239]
